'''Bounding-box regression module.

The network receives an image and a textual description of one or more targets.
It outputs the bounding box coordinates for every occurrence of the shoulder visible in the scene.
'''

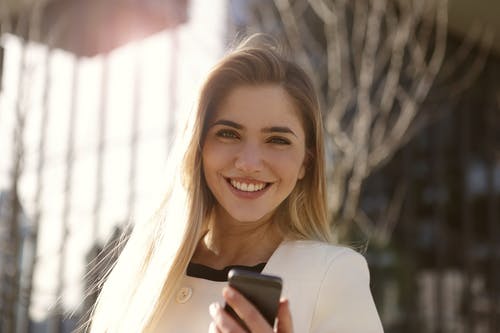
[274,239,367,273]
[278,240,371,298]
[285,241,383,332]
[266,239,370,297]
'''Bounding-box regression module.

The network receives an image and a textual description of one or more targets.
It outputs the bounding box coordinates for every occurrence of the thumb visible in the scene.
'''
[277,298,293,333]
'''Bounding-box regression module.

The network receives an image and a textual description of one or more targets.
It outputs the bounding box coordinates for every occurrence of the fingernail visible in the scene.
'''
[223,286,235,299]
[209,302,219,316]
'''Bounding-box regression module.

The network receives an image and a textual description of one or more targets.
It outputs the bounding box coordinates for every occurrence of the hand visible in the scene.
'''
[208,286,293,333]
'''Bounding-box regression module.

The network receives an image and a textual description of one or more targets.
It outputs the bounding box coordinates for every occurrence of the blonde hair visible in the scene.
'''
[89,34,332,333]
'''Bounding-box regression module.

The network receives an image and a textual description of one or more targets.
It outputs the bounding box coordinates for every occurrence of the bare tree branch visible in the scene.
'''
[249,0,488,243]
[274,0,318,86]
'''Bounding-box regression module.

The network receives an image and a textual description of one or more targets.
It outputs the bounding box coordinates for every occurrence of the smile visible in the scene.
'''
[228,179,270,192]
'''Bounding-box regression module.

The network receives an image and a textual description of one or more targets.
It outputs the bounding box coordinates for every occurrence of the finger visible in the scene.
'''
[223,286,273,332]
[209,302,246,333]
[277,299,293,333]
[208,321,222,333]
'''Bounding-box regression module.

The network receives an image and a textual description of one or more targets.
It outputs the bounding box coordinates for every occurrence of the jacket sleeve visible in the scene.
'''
[310,248,384,333]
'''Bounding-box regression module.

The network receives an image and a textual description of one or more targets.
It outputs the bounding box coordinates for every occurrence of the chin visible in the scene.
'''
[227,209,273,224]
[232,214,268,223]
[215,202,278,224]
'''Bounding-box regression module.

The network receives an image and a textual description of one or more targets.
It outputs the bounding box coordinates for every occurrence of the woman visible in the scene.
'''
[89,35,383,333]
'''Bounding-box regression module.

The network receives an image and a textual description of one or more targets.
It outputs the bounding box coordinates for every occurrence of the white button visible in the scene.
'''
[176,287,192,303]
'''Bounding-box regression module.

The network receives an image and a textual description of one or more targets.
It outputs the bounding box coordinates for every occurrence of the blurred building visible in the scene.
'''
[0,0,227,332]
[0,190,33,333]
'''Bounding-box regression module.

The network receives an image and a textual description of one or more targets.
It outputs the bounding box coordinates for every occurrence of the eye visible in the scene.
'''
[268,136,291,145]
[215,129,239,140]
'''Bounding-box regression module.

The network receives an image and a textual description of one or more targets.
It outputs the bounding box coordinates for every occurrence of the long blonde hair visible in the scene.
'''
[89,35,332,333]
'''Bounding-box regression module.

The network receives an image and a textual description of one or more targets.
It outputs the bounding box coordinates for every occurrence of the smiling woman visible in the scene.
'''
[89,34,384,333]
[202,85,307,224]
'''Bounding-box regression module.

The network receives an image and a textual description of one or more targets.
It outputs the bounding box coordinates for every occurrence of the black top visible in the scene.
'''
[187,262,266,282]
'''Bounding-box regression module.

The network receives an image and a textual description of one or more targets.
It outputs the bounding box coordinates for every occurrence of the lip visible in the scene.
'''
[224,177,272,199]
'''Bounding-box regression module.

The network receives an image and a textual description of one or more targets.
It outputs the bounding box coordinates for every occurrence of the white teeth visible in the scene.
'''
[230,180,266,192]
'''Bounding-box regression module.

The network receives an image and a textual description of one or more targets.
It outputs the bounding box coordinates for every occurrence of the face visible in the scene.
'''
[202,84,307,224]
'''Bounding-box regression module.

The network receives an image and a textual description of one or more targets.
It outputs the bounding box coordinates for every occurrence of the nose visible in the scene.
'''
[234,142,264,173]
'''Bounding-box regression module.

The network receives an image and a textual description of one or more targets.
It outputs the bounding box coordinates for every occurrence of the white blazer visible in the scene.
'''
[157,240,384,332]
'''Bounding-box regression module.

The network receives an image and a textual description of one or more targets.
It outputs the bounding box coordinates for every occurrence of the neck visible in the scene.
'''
[192,207,283,269]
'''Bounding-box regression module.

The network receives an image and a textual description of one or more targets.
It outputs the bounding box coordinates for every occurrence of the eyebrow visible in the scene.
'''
[262,126,297,137]
[211,119,297,137]
[211,119,243,129]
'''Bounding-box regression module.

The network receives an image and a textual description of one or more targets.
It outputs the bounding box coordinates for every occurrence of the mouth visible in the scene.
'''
[226,178,271,192]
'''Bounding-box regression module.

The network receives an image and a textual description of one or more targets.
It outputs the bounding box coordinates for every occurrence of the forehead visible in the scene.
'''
[211,85,304,131]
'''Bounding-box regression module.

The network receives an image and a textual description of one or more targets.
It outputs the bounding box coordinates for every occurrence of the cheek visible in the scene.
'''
[202,142,230,171]
[202,149,218,198]
[202,142,237,188]
[267,151,306,180]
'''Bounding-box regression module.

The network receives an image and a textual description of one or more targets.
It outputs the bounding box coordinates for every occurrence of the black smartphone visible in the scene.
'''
[224,268,282,332]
